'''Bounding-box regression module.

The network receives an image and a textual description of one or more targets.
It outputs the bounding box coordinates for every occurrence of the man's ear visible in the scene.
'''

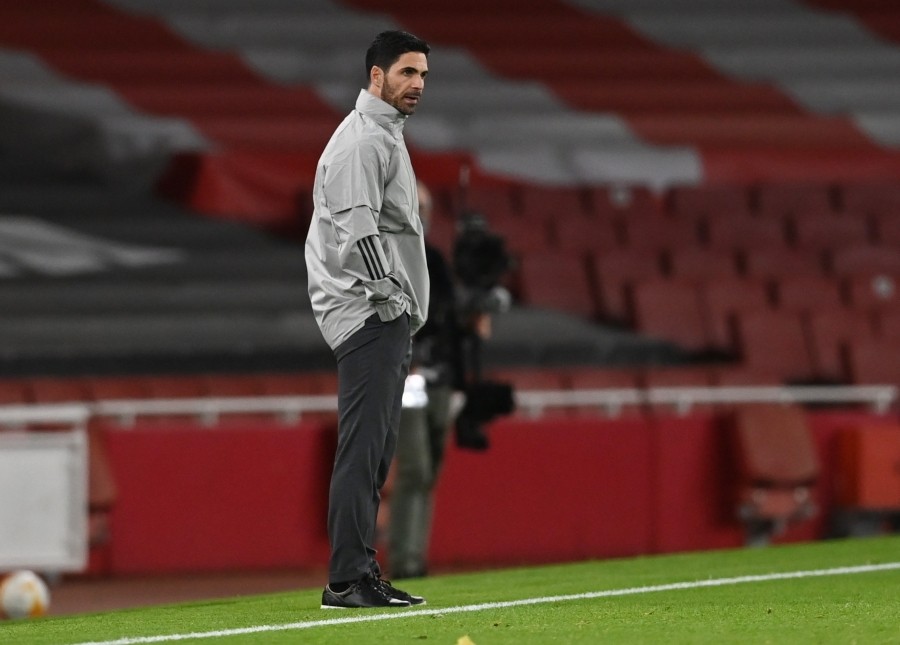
[370,65,383,89]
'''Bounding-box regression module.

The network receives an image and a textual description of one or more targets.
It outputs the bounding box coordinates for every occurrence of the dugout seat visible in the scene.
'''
[731,403,820,545]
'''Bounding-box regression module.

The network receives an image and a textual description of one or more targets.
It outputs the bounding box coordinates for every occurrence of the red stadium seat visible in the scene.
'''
[831,245,900,276]
[591,247,664,323]
[27,377,89,403]
[453,183,518,220]
[588,185,663,219]
[487,213,553,255]
[732,403,819,544]
[620,214,702,252]
[754,182,836,217]
[668,248,740,281]
[706,214,786,252]
[742,247,825,279]
[551,214,620,255]
[87,376,152,401]
[485,367,568,391]
[143,375,208,398]
[879,310,900,342]
[700,277,771,351]
[517,252,597,319]
[806,309,876,382]
[566,367,641,390]
[0,379,30,405]
[789,211,872,251]
[631,279,707,353]
[203,374,266,397]
[773,275,844,313]
[642,366,715,388]
[666,184,752,220]
[258,372,337,395]
[713,366,785,386]
[846,338,900,386]
[519,184,590,220]
[840,182,900,215]
[844,273,900,314]
[873,212,900,247]
[733,310,816,382]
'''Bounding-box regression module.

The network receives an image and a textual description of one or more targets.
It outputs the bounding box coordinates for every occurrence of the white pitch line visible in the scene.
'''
[70,561,900,645]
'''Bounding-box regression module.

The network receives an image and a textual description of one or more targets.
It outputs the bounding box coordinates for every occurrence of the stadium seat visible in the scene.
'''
[630,279,707,354]
[87,376,153,401]
[705,214,787,252]
[620,214,702,252]
[453,183,518,220]
[666,184,752,220]
[806,309,876,382]
[27,377,89,403]
[879,310,900,342]
[591,247,664,323]
[733,310,816,382]
[773,275,844,313]
[873,212,900,247]
[846,338,900,386]
[517,252,597,320]
[668,248,740,281]
[0,379,30,405]
[844,273,900,314]
[840,182,900,215]
[485,367,568,391]
[731,403,819,544]
[713,366,785,387]
[754,182,836,217]
[742,247,824,279]
[831,245,900,276]
[518,184,590,220]
[258,372,338,395]
[203,374,266,397]
[588,185,662,219]
[143,375,209,398]
[551,213,620,255]
[789,211,872,251]
[700,278,771,352]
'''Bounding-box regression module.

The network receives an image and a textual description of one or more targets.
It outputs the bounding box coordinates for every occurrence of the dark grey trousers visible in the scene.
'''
[329,313,411,583]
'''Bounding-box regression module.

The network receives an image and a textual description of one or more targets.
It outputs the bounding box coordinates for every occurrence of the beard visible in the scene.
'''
[381,77,420,116]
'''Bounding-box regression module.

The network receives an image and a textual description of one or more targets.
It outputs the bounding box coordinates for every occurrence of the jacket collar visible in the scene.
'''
[355,89,408,137]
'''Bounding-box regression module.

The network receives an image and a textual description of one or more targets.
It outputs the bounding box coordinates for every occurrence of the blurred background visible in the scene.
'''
[0,0,899,615]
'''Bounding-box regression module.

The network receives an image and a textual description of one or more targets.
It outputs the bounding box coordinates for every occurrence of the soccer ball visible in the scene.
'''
[0,570,50,619]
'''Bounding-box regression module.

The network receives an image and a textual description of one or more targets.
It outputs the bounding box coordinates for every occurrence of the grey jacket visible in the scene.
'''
[305,90,429,350]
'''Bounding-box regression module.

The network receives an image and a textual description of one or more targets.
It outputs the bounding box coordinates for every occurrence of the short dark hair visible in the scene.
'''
[365,30,430,82]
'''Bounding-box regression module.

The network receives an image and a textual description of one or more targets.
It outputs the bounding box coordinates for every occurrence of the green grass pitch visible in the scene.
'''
[3,536,899,644]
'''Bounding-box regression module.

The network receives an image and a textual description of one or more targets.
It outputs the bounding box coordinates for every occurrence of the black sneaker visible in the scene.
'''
[321,574,411,609]
[375,578,426,606]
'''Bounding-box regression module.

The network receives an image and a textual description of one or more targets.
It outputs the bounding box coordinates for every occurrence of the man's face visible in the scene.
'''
[378,52,428,115]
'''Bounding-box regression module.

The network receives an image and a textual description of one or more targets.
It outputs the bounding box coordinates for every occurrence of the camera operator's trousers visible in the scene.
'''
[328,313,412,584]
[389,383,453,578]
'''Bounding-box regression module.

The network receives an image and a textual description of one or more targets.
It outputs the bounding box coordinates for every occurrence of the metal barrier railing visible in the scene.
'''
[0,385,896,429]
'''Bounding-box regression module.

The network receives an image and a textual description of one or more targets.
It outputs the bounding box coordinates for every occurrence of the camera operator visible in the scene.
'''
[388,182,513,580]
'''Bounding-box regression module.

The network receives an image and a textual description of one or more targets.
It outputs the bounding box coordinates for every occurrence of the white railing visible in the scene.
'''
[0,385,895,430]
[515,384,899,418]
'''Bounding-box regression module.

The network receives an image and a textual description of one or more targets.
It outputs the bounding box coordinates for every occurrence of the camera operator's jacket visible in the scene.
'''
[305,89,429,350]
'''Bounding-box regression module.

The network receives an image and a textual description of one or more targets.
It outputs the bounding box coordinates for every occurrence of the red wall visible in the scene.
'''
[101,419,335,574]
[92,409,896,575]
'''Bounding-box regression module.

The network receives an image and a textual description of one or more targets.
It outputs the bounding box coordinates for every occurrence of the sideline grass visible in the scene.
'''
[3,536,899,644]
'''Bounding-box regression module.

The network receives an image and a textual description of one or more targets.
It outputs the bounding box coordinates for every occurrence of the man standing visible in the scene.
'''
[306,30,431,609]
